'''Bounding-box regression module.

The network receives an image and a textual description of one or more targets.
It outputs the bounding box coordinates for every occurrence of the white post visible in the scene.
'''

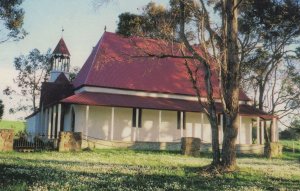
[44,108,48,138]
[136,109,139,141]
[39,104,44,136]
[85,105,89,141]
[276,118,279,141]
[52,105,57,139]
[239,115,242,144]
[180,111,184,138]
[220,114,223,143]
[201,113,204,141]
[132,110,136,142]
[158,110,162,142]
[48,107,52,139]
[256,117,260,144]
[57,104,62,136]
[250,120,253,144]
[111,107,114,141]
[272,117,276,142]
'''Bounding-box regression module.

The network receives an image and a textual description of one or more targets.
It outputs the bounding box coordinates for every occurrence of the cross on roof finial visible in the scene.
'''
[104,25,107,32]
[61,27,64,37]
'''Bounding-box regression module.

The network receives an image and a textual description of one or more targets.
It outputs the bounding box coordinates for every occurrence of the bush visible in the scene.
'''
[279,128,300,140]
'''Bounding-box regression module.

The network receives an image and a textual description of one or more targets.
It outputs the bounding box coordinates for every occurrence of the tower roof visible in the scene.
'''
[53,38,70,56]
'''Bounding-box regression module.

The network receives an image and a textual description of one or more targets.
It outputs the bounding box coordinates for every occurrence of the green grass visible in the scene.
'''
[0,120,25,135]
[280,139,300,151]
[0,149,299,191]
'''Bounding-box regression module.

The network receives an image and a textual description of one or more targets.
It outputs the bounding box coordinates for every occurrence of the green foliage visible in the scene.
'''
[3,49,51,113]
[116,12,144,37]
[69,66,80,82]
[0,0,27,43]
[0,149,299,190]
[0,120,25,134]
[240,0,300,120]
[280,139,300,151]
[280,119,300,140]
[0,100,3,120]
[116,0,196,40]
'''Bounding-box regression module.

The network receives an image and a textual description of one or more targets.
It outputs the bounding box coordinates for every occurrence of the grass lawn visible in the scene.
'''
[0,149,299,191]
[280,140,300,152]
[0,120,25,135]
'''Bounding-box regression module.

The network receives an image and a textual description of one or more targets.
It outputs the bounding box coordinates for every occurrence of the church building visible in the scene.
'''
[26,32,278,151]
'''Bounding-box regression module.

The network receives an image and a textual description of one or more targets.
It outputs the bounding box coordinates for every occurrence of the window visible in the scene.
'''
[132,108,142,128]
[183,111,186,129]
[218,113,224,126]
[177,111,186,129]
[132,108,137,127]
[71,108,75,132]
[138,109,142,128]
[177,111,181,129]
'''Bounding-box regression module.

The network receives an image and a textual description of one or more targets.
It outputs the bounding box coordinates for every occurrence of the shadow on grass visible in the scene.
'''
[0,155,299,191]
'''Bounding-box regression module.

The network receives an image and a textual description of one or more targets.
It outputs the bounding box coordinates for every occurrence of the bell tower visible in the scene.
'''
[50,37,71,82]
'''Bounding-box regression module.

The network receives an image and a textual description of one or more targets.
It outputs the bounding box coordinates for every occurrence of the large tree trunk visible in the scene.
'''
[258,81,271,152]
[209,113,221,166]
[258,82,264,111]
[222,113,239,169]
[179,1,221,165]
[221,0,240,170]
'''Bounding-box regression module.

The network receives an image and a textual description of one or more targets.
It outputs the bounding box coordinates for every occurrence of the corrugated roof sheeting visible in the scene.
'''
[61,92,273,119]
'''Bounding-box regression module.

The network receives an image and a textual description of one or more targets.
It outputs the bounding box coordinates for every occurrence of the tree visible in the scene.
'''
[69,66,81,82]
[280,117,300,140]
[99,0,298,170]
[240,0,300,147]
[0,99,4,120]
[116,1,196,41]
[3,49,51,113]
[116,12,144,37]
[0,0,27,44]
[172,0,242,169]
[100,0,243,170]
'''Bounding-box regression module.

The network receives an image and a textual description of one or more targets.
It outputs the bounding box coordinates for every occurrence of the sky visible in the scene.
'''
[0,0,169,120]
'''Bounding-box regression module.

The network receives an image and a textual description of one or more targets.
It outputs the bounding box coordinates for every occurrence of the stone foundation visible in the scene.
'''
[237,144,264,154]
[181,137,201,156]
[200,143,265,155]
[58,132,82,152]
[81,137,265,155]
[82,138,181,151]
[0,129,14,152]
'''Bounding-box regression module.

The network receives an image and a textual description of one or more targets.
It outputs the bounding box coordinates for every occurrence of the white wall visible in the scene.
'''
[63,105,72,131]
[237,116,252,144]
[139,109,160,142]
[160,110,180,142]
[113,107,132,141]
[68,105,253,144]
[26,112,40,137]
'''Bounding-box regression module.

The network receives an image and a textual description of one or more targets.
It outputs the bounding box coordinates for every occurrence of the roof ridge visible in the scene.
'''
[84,33,106,85]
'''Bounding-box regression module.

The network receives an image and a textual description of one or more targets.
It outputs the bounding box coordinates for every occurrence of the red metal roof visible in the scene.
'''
[73,32,250,101]
[53,38,70,56]
[61,92,273,119]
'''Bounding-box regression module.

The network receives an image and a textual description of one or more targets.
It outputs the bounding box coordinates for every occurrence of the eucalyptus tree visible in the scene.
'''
[0,0,27,44]
[96,0,300,170]
[3,49,51,113]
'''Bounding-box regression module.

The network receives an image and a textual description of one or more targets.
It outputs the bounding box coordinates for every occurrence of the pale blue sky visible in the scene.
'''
[0,0,169,120]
